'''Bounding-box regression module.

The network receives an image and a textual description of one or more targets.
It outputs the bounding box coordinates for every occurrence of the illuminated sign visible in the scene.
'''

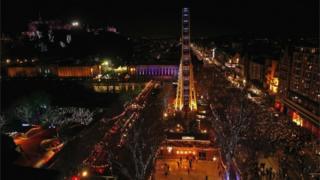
[182,136,195,140]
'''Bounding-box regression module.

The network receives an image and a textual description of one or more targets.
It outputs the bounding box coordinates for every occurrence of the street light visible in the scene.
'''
[102,60,109,66]
[72,21,79,27]
[81,170,88,177]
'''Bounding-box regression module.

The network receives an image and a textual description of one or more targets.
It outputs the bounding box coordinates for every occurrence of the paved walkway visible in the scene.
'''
[14,128,57,167]
[154,159,223,180]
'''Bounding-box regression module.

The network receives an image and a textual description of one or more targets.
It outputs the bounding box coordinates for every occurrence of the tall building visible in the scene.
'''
[175,7,197,112]
[249,60,264,83]
[278,45,320,136]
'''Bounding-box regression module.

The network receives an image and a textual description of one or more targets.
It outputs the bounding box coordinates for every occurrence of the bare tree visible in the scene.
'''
[14,92,51,125]
[67,107,94,126]
[15,102,34,124]
[210,90,255,179]
[108,119,163,180]
[43,107,93,126]
[41,107,94,139]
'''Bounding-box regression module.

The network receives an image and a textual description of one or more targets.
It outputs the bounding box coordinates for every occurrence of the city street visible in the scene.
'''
[193,45,320,179]
[1,2,318,180]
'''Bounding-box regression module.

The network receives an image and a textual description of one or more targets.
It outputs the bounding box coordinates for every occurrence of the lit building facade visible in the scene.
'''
[7,67,39,77]
[278,46,320,137]
[6,65,179,79]
[57,66,99,77]
[175,7,197,112]
[7,65,99,78]
[129,65,178,77]
[248,61,263,82]
[265,60,279,94]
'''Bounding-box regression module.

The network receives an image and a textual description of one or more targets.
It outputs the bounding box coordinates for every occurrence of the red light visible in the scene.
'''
[288,110,294,117]
[71,176,80,180]
[97,167,105,174]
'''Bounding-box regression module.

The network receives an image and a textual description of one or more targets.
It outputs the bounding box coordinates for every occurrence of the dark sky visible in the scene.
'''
[2,0,319,37]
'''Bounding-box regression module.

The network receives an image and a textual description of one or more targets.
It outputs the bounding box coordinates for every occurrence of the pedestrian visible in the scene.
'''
[164,163,168,176]
[177,161,180,168]
[164,169,168,176]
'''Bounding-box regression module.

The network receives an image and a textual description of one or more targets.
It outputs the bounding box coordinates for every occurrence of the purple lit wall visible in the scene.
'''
[134,65,178,77]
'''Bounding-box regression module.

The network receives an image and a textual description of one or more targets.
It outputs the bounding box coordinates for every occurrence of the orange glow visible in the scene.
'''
[176,150,195,155]
[7,67,39,77]
[82,170,88,177]
[266,60,278,94]
[292,112,303,127]
[57,66,99,77]
[34,150,56,168]
[270,77,279,93]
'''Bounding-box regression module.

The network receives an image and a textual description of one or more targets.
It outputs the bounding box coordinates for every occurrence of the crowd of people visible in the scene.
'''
[198,65,319,179]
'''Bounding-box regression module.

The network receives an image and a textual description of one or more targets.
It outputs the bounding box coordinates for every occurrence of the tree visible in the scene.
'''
[108,119,163,180]
[42,107,93,126]
[14,92,51,125]
[68,107,94,126]
[40,107,94,139]
[15,100,34,124]
[210,90,255,179]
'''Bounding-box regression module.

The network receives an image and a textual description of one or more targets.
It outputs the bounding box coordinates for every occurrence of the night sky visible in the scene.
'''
[2,0,319,37]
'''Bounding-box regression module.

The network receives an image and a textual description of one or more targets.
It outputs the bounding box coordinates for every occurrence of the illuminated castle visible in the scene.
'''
[175,7,197,112]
